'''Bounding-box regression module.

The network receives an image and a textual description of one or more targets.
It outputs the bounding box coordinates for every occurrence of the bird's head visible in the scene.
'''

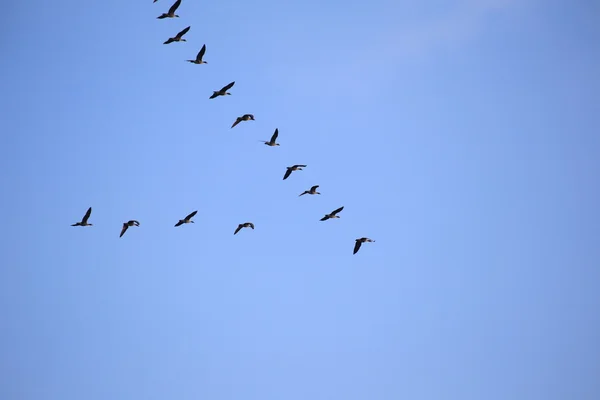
[316,192,320,195]
[191,221,195,223]
[175,14,180,18]
[275,143,280,146]
[181,39,187,42]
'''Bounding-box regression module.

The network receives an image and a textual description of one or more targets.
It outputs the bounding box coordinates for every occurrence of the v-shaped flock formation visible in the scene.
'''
[71,0,375,255]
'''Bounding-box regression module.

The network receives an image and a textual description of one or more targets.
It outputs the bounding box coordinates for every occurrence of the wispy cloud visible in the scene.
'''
[276,0,527,100]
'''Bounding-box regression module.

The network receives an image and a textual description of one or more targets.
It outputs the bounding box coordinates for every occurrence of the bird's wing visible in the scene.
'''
[185,210,198,220]
[231,117,241,128]
[353,240,362,254]
[209,92,218,99]
[320,216,329,221]
[222,81,235,91]
[197,44,206,60]
[332,206,344,215]
[175,220,183,227]
[270,128,278,142]
[120,224,128,237]
[283,168,292,180]
[299,191,308,196]
[176,26,190,38]
[234,225,242,235]
[168,0,181,14]
[311,185,319,191]
[82,207,92,223]
[164,38,174,44]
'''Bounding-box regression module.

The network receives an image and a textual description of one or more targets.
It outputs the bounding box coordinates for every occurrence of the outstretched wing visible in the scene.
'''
[120,224,128,238]
[221,81,235,91]
[176,26,190,39]
[197,44,206,60]
[270,128,278,142]
[175,220,184,227]
[283,168,292,180]
[299,191,308,196]
[231,117,242,128]
[168,0,181,14]
[332,206,344,215]
[353,240,362,254]
[320,215,329,221]
[310,185,319,191]
[82,207,92,223]
[234,224,242,235]
[185,210,198,220]
[164,38,174,44]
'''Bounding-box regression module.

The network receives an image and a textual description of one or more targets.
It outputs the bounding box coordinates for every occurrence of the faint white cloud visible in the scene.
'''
[276,0,527,101]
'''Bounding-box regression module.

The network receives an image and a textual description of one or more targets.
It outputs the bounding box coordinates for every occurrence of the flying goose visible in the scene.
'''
[353,237,375,254]
[157,0,181,19]
[261,128,280,146]
[299,185,320,196]
[120,220,140,238]
[320,206,344,221]
[234,222,254,235]
[164,26,190,44]
[175,210,197,227]
[71,207,93,226]
[283,164,306,180]
[231,114,254,128]
[210,81,235,99]
[186,44,207,64]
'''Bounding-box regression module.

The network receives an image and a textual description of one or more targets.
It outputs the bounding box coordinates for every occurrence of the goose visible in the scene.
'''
[320,206,344,221]
[283,164,306,180]
[234,222,254,235]
[210,81,235,99]
[71,207,93,226]
[120,220,140,238]
[231,114,254,128]
[299,185,320,196]
[164,26,190,44]
[175,210,197,227]
[261,128,280,146]
[186,44,207,64]
[354,237,375,254]
[157,0,181,19]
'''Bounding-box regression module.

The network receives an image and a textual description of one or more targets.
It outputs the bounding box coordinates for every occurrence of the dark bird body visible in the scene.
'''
[157,0,181,19]
[210,81,235,99]
[320,206,344,221]
[164,26,190,44]
[187,44,207,64]
[262,128,280,146]
[231,114,254,128]
[72,207,93,226]
[234,222,254,235]
[299,185,320,196]
[353,237,375,254]
[175,210,197,227]
[120,220,140,237]
[283,164,306,180]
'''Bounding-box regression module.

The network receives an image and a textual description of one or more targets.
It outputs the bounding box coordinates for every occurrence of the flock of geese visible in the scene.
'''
[71,0,375,255]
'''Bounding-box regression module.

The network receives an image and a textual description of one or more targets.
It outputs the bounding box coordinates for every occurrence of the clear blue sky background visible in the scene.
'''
[1,0,599,399]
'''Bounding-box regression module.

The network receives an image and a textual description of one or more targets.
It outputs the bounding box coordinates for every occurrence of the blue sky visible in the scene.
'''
[1,0,599,399]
